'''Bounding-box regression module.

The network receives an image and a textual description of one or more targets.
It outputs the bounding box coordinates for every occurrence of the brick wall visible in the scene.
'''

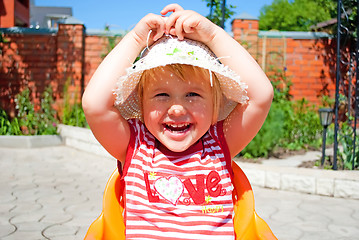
[0,25,118,117]
[232,18,336,105]
[0,29,57,116]
[56,24,85,107]
[285,38,334,104]
[84,35,117,86]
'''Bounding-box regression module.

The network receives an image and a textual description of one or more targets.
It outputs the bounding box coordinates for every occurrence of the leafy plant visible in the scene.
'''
[14,86,58,135]
[61,100,87,127]
[337,119,359,170]
[0,109,22,135]
[1,80,89,135]
[15,88,38,135]
[38,86,58,135]
[60,78,88,128]
[321,95,335,108]
[203,0,236,29]
[241,65,322,158]
[241,96,322,158]
[241,101,286,158]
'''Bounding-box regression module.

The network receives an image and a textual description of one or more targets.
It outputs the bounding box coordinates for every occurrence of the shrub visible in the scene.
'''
[0,109,22,135]
[1,80,88,136]
[337,119,359,170]
[282,99,322,150]
[60,99,87,128]
[1,87,58,136]
[241,101,286,158]
[14,86,58,135]
[241,98,322,158]
[38,86,58,134]
[241,66,322,158]
[59,78,88,128]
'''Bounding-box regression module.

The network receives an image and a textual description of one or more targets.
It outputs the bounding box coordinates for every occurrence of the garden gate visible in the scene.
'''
[333,0,359,170]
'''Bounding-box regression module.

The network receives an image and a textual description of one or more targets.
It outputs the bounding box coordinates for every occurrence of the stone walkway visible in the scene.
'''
[0,146,358,240]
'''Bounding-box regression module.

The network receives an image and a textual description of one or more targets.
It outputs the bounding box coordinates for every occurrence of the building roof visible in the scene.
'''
[259,30,331,39]
[62,16,83,25]
[0,27,57,35]
[86,29,127,36]
[234,12,258,21]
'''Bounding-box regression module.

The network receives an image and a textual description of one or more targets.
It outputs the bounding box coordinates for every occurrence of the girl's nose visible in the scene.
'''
[168,104,186,116]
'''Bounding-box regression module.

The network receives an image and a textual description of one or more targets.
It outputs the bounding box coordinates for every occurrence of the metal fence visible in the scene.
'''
[333,0,359,170]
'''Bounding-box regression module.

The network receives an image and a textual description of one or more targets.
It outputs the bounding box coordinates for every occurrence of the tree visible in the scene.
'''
[259,0,332,31]
[203,0,236,29]
[332,0,357,39]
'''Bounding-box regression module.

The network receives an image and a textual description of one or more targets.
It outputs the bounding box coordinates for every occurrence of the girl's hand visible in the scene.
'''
[131,13,166,49]
[161,4,220,45]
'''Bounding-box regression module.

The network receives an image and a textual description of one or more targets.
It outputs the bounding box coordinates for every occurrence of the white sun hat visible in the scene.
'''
[114,35,248,121]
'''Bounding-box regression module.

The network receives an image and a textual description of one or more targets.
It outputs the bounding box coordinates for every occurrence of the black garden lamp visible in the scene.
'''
[318,108,333,166]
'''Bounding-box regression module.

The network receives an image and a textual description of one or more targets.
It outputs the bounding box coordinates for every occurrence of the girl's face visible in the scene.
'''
[142,68,214,152]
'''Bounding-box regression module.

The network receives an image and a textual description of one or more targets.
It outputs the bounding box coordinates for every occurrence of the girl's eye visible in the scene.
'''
[187,92,201,97]
[155,93,169,98]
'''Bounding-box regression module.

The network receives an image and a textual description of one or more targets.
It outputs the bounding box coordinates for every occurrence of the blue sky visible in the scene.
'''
[34,0,273,31]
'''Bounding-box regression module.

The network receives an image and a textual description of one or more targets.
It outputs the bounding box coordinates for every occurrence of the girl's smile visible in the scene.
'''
[142,68,214,152]
[163,123,191,134]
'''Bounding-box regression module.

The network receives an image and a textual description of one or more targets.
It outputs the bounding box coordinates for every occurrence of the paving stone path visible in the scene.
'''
[0,146,358,240]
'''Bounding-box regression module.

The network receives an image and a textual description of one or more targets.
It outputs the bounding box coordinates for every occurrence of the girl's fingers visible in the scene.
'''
[174,15,186,40]
[154,18,167,40]
[154,16,168,40]
[136,13,166,43]
[153,24,165,41]
[182,16,198,34]
[160,3,184,16]
[162,8,211,42]
[165,11,189,38]
[166,12,200,40]
[164,11,180,35]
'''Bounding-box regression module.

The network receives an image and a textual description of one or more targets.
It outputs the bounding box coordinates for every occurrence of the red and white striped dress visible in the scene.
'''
[122,119,235,239]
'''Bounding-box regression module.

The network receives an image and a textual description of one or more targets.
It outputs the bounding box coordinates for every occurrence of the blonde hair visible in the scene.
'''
[137,64,223,124]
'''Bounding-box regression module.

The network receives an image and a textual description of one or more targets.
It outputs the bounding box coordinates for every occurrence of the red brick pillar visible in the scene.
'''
[56,24,85,101]
[231,18,259,58]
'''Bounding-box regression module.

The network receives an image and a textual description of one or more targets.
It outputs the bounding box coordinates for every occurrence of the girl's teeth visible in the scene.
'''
[170,123,188,128]
[165,123,190,132]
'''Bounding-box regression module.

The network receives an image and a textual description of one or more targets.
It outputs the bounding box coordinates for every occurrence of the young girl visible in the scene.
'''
[83,4,273,240]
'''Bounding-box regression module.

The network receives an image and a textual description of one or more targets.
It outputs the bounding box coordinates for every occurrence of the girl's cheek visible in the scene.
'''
[148,108,165,119]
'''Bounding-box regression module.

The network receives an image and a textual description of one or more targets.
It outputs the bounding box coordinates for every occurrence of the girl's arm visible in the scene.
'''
[82,14,166,162]
[163,6,273,158]
[210,28,273,158]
